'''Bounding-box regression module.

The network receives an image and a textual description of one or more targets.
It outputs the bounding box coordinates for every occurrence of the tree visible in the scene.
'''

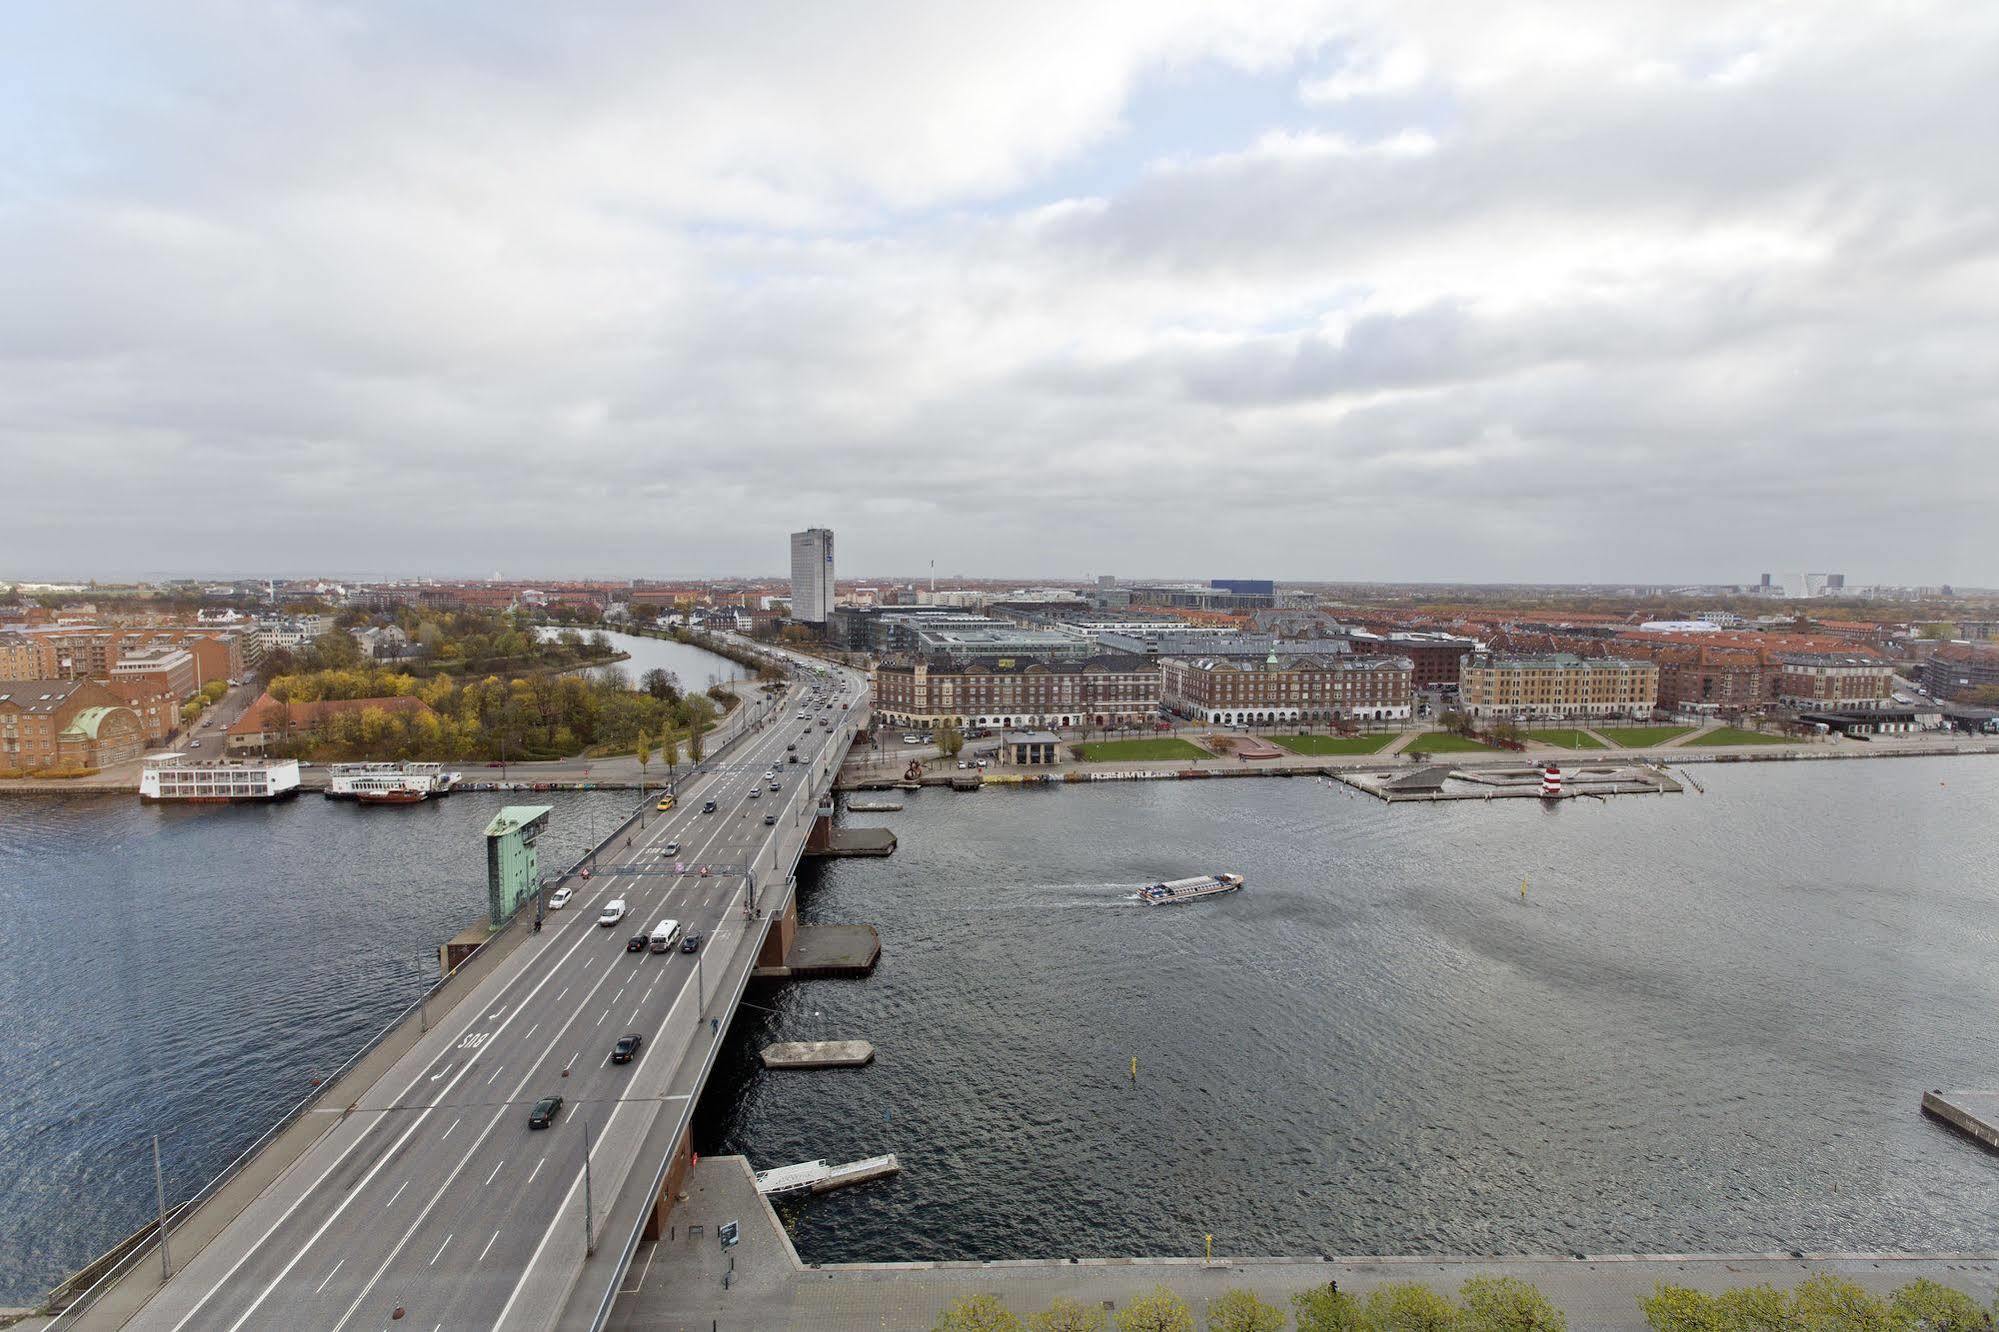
[937,721,966,760]
[1361,1282,1461,1331]
[634,730,653,793]
[1205,1289,1285,1332]
[687,713,708,762]
[1112,1287,1194,1332]
[1885,1278,1991,1331]
[1790,1275,1892,1332]
[1458,1276,1566,1331]
[1029,1297,1107,1332]
[934,1293,1023,1332]
[640,667,681,702]
[1293,1284,1367,1332]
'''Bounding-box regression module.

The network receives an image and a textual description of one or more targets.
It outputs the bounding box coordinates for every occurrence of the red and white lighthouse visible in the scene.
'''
[1540,764,1563,799]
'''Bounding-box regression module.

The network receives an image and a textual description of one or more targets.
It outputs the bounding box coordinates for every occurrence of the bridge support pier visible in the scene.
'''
[756,894,797,969]
[642,1125,695,1242]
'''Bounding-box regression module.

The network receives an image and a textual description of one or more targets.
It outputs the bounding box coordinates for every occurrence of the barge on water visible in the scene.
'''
[1136,872,1243,905]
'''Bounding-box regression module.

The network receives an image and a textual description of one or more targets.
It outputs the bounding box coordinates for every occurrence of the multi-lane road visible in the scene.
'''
[117,653,865,1332]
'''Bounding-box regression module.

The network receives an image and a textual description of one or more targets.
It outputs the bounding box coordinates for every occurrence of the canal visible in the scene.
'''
[538,625,748,691]
[4,756,1998,1303]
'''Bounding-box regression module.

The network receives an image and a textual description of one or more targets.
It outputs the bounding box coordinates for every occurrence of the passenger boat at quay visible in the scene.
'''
[1135,872,1244,905]
[327,761,461,803]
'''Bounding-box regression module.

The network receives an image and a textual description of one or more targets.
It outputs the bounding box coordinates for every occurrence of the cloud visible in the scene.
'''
[0,0,1995,585]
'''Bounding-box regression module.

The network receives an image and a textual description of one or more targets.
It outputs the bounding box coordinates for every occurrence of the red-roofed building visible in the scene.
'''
[227,692,434,753]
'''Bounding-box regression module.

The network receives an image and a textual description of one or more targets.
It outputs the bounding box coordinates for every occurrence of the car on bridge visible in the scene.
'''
[549,887,574,910]
[763,812,777,825]
[702,799,717,813]
[625,933,647,952]
[528,1094,564,1129]
[611,1033,643,1064]
[680,931,703,954]
[661,840,680,854]
[598,899,627,927]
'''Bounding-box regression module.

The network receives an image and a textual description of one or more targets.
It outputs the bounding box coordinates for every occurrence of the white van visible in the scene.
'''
[598,899,627,927]
[648,919,682,953]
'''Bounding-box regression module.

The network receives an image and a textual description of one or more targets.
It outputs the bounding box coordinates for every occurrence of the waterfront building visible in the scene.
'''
[0,678,142,771]
[138,753,301,802]
[1916,642,1999,703]
[1160,653,1414,726]
[789,527,835,624]
[1458,653,1658,720]
[1774,653,1895,711]
[870,654,1160,730]
[1002,729,1061,764]
[1645,644,1774,713]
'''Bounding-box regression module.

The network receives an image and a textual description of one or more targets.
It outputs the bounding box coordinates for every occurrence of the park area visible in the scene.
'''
[1405,733,1495,754]
[1526,728,1607,749]
[1263,733,1397,756]
[1598,726,1697,747]
[1687,726,1791,746]
[1073,737,1210,762]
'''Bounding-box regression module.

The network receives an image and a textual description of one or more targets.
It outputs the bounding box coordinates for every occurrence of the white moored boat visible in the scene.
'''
[327,762,461,801]
[1136,872,1244,905]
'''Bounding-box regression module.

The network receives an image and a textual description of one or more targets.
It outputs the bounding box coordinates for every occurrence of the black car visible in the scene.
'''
[763,812,776,825]
[680,931,703,954]
[786,742,796,751]
[528,1094,564,1129]
[611,1032,643,1064]
[625,933,647,952]
[788,753,799,763]
[702,799,717,813]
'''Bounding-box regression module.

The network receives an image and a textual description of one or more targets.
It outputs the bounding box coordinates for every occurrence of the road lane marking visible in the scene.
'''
[528,1155,545,1183]
[524,1023,539,1041]
[429,1234,452,1266]
[484,1158,505,1186]
[440,1117,460,1141]
[385,1180,409,1208]
[487,1064,505,1085]
[313,1258,344,1295]
[555,987,568,1003]
[479,1229,502,1263]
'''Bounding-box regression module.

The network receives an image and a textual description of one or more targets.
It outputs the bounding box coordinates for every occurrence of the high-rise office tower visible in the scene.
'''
[790,528,834,623]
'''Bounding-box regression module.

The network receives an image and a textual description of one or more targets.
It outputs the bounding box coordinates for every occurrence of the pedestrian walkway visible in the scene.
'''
[1658,723,1715,748]
[609,1158,1999,1332]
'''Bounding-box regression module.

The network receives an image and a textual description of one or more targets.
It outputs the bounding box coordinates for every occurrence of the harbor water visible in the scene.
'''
[4,757,1999,1302]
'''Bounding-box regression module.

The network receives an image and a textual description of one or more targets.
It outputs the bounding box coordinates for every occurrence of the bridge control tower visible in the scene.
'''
[484,803,553,926]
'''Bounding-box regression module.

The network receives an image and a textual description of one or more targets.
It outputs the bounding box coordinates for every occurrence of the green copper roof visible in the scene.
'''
[59,706,123,739]
[484,804,554,838]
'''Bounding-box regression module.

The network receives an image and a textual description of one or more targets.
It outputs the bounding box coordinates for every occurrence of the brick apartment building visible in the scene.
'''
[1459,653,1658,720]
[1646,644,1774,712]
[1379,635,1475,691]
[0,632,53,678]
[1774,654,1895,711]
[1917,642,1999,703]
[111,645,199,702]
[870,655,1161,729]
[0,678,145,771]
[1160,653,1414,725]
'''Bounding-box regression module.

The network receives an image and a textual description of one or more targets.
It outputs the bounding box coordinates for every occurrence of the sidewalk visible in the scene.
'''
[609,1157,1999,1332]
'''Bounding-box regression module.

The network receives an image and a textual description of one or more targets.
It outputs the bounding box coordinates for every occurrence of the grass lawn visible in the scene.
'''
[1686,726,1792,746]
[1406,732,1495,754]
[1526,728,1607,749]
[1598,726,1697,748]
[1263,733,1396,756]
[1074,737,1210,762]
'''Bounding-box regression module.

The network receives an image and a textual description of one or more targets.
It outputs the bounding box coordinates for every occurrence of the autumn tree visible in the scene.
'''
[933,1294,1023,1332]
[1111,1287,1193,1332]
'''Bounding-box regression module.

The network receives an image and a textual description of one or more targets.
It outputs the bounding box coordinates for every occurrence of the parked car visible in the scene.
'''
[549,887,573,910]
[957,760,970,769]
[528,1094,564,1129]
[611,1033,643,1064]
[680,931,704,954]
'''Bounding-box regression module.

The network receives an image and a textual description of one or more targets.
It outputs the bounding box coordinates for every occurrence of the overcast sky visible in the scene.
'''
[3,2,1995,586]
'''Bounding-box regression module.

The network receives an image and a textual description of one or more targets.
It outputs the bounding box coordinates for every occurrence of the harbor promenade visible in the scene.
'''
[609,1157,1999,1332]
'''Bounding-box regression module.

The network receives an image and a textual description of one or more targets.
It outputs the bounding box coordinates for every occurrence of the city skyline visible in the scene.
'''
[4,3,1997,584]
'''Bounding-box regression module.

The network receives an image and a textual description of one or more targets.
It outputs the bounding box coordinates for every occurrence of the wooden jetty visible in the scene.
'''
[1923,1089,1999,1152]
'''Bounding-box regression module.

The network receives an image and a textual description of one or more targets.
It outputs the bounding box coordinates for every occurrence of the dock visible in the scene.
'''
[761,1040,876,1070]
[1923,1089,1999,1152]
[754,1154,900,1196]
[752,922,880,981]
[803,825,897,857]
